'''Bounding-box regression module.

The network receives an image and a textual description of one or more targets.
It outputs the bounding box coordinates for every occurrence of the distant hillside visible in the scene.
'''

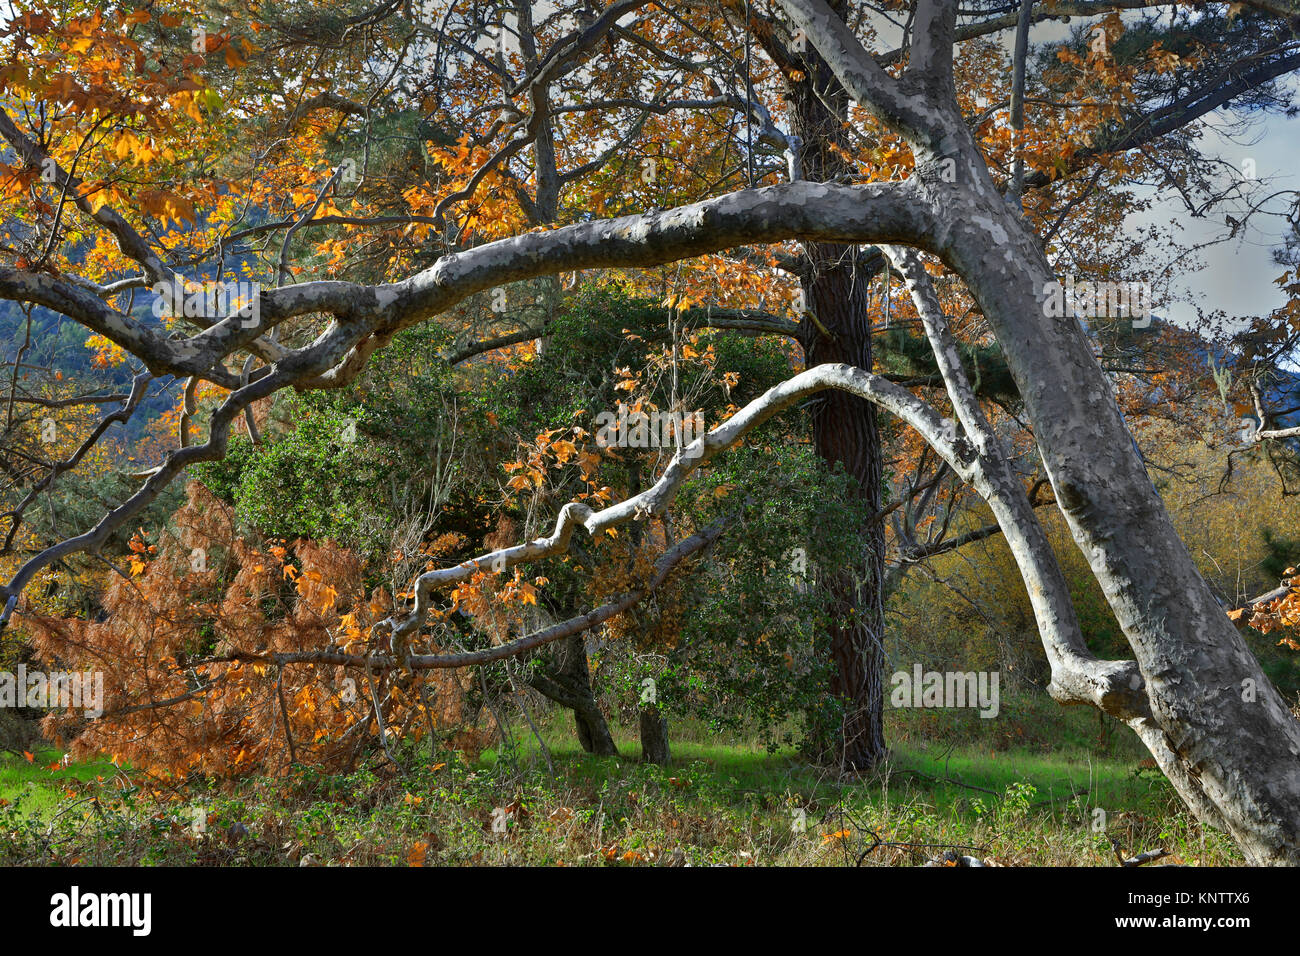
[0,297,179,446]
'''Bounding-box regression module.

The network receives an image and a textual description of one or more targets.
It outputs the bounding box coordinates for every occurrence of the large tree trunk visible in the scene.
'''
[797,244,887,771]
[774,0,1300,862]
[785,16,888,773]
[525,635,620,757]
[922,126,1300,864]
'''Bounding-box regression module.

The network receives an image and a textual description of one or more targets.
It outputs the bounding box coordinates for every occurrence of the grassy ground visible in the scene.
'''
[0,747,120,817]
[0,695,1242,866]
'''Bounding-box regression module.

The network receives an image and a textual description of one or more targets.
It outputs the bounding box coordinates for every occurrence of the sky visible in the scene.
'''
[1010,13,1300,334]
[1134,105,1300,331]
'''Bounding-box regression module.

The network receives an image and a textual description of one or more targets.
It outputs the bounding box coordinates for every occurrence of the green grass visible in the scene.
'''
[0,695,1242,866]
[447,698,1227,866]
[0,748,121,818]
[490,724,1148,817]
[490,689,1153,815]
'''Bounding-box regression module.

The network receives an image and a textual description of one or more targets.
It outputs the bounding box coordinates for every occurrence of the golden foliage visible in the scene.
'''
[20,483,471,779]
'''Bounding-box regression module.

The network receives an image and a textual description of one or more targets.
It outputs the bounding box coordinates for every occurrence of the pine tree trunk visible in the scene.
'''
[786,27,888,772]
[799,244,887,771]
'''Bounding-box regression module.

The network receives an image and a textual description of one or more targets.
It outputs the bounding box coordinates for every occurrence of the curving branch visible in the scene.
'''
[774,0,949,150]
[384,361,971,644]
[883,245,1148,720]
[296,179,930,387]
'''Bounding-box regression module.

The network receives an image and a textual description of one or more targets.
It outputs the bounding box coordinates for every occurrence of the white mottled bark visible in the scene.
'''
[782,0,1300,862]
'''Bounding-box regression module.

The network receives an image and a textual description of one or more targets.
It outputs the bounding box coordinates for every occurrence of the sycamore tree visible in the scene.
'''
[3,0,1300,862]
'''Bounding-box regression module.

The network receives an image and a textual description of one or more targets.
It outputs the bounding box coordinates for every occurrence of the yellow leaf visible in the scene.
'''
[136,189,196,227]
[114,131,137,160]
